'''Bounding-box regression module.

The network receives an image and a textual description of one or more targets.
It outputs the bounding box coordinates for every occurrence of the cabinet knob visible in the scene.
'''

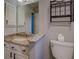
[10,52,12,58]
[11,47,14,49]
[22,50,26,52]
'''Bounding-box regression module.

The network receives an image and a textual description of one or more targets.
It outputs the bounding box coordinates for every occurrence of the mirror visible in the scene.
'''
[4,0,39,35]
[17,0,39,34]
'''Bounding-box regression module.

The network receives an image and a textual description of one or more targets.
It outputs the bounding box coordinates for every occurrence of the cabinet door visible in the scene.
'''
[13,51,29,59]
[6,2,16,25]
[4,47,12,59]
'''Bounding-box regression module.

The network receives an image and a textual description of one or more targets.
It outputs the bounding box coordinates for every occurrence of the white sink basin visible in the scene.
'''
[13,36,27,41]
[11,36,30,45]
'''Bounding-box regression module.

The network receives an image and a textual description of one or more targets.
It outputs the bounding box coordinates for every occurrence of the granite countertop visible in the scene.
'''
[4,32,44,47]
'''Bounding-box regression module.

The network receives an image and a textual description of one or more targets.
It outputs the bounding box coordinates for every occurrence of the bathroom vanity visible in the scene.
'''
[4,41,29,59]
[4,33,44,59]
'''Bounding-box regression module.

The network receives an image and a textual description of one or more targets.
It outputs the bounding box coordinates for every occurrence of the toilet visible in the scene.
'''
[50,40,74,59]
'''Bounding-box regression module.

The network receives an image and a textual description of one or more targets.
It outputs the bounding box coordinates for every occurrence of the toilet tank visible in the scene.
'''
[50,40,74,59]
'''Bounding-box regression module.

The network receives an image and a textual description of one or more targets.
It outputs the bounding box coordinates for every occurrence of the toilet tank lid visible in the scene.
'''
[50,40,74,47]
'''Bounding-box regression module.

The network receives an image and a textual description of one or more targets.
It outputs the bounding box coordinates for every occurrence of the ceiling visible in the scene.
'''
[18,0,38,5]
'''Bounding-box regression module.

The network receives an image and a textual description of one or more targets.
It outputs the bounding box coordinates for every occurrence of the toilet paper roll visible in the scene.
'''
[58,34,64,42]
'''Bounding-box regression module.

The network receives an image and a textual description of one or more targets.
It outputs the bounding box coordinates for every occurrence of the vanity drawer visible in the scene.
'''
[9,43,19,50]
[9,43,29,55]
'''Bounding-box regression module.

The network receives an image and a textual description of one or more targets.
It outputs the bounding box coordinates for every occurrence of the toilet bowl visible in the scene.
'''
[50,40,74,59]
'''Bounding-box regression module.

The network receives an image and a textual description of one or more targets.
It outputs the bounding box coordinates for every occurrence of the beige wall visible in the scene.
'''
[39,0,74,41]
[39,0,74,42]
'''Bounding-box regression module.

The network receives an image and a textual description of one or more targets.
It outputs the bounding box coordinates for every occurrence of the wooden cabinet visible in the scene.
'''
[50,0,74,22]
[4,42,29,59]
